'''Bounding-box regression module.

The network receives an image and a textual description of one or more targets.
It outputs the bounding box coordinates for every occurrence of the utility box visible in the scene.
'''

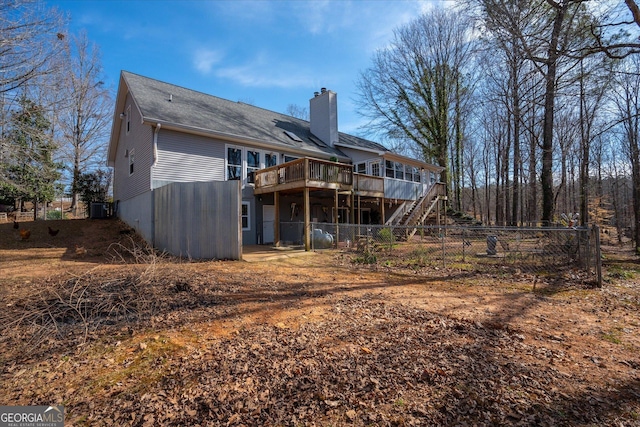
[90,202,109,219]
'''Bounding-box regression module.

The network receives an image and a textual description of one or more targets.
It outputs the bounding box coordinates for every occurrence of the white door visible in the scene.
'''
[262,205,275,244]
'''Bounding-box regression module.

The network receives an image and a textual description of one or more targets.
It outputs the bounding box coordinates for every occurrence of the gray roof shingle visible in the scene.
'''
[122,71,389,159]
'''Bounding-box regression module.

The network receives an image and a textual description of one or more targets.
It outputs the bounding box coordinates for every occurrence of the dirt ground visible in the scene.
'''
[0,219,639,426]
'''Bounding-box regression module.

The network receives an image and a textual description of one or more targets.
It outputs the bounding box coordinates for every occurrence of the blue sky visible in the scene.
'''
[45,0,450,136]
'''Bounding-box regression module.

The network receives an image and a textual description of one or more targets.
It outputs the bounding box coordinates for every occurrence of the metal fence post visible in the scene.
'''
[594,225,602,287]
[441,226,446,269]
[462,228,466,262]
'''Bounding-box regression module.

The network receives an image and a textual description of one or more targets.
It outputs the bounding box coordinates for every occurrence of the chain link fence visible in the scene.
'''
[309,223,602,286]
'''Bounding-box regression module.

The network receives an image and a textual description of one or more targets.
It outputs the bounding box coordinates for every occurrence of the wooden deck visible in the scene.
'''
[254,157,383,197]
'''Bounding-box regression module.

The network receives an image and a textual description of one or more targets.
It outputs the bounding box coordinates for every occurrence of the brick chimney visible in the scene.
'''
[309,88,338,147]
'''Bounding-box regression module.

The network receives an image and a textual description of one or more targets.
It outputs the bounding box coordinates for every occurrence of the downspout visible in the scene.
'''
[152,123,161,167]
[151,123,161,248]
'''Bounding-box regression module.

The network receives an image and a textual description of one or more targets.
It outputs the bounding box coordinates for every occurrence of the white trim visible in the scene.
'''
[368,159,382,177]
[225,144,243,182]
[241,201,251,231]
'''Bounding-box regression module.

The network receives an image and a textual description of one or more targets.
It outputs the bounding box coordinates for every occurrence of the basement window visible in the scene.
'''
[241,201,250,231]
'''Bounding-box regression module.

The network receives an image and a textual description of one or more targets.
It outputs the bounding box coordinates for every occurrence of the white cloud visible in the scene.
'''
[215,53,313,88]
[193,48,223,74]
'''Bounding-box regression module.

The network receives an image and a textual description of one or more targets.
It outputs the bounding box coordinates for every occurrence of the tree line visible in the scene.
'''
[356,0,640,253]
[0,0,112,218]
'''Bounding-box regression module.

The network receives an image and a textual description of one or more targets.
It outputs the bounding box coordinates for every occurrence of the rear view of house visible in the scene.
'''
[107,71,444,259]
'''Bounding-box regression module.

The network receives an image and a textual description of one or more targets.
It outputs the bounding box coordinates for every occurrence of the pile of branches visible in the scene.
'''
[1,269,163,355]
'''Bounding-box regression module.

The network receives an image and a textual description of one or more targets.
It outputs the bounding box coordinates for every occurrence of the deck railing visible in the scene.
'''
[255,158,353,190]
[353,173,384,195]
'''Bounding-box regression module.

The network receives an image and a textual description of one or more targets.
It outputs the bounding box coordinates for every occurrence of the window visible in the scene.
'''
[241,201,250,231]
[128,149,135,175]
[227,147,242,180]
[247,150,260,183]
[265,153,277,168]
[395,162,404,180]
[413,167,422,183]
[356,162,366,174]
[126,105,131,134]
[405,165,413,181]
[385,160,395,178]
[370,161,381,177]
[284,155,298,163]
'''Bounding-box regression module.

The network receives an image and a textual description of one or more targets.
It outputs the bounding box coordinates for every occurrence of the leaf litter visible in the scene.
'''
[0,249,639,426]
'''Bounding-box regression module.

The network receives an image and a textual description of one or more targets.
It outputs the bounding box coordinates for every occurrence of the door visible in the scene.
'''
[262,205,275,244]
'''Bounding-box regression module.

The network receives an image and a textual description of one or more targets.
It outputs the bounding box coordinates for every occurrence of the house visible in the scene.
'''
[107,71,445,259]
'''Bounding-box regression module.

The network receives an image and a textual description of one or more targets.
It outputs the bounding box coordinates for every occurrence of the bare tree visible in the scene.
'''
[0,0,65,94]
[612,55,640,253]
[477,0,640,225]
[355,8,475,200]
[285,104,309,121]
[0,0,65,188]
[55,32,112,211]
[626,0,640,27]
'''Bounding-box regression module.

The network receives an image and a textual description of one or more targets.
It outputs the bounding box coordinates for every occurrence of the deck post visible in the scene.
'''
[381,197,385,224]
[350,192,355,224]
[274,191,280,247]
[334,189,339,248]
[304,187,310,251]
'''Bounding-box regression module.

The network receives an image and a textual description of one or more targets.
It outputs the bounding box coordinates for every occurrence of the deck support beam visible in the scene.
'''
[304,187,310,251]
[274,191,280,247]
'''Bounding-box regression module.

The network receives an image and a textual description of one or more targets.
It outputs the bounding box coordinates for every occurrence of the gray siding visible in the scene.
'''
[152,129,225,186]
[113,93,153,202]
[117,191,154,243]
[154,181,241,260]
[339,146,381,165]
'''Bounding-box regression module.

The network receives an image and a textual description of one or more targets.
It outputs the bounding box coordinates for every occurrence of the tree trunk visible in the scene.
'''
[511,67,521,227]
[630,127,640,253]
[541,4,566,225]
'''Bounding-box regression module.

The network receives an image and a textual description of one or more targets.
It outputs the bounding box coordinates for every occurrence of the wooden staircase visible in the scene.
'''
[387,183,446,240]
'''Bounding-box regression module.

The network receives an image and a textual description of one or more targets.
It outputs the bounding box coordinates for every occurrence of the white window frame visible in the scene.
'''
[128,148,135,176]
[226,144,278,186]
[385,160,395,178]
[356,162,366,174]
[413,167,422,183]
[241,201,251,231]
[395,162,404,180]
[404,164,413,181]
[265,152,278,168]
[226,144,243,182]
[246,148,261,184]
[126,105,131,135]
[368,160,382,177]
